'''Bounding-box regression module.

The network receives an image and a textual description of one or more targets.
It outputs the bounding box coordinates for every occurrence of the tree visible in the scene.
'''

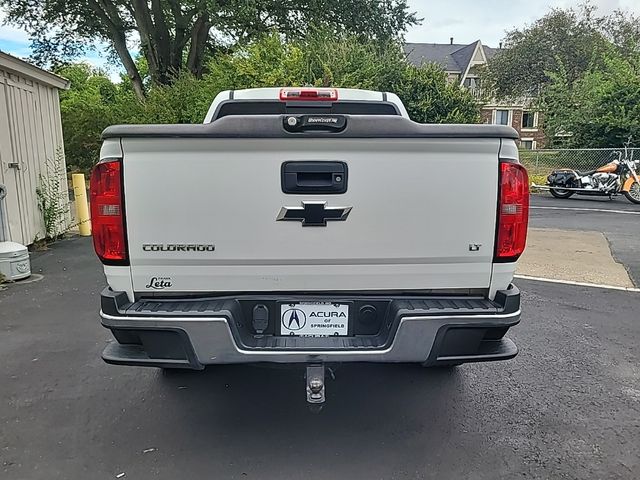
[55,33,479,172]
[1,0,419,101]
[55,63,123,171]
[392,64,479,124]
[206,31,479,123]
[483,4,640,147]
[602,10,640,66]
[541,53,640,148]
[484,5,612,99]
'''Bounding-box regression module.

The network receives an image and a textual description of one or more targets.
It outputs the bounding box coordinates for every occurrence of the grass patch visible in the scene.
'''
[529,173,548,186]
[528,173,548,193]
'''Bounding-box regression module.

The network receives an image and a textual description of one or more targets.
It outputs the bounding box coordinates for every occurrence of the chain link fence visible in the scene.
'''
[520,148,640,184]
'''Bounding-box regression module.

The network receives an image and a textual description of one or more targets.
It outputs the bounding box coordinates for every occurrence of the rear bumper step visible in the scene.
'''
[99,286,521,367]
[102,343,201,370]
[436,337,518,363]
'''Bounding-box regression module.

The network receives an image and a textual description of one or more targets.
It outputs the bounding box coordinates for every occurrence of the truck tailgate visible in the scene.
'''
[120,135,500,293]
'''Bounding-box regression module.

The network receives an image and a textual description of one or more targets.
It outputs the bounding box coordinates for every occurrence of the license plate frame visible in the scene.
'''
[278,301,351,337]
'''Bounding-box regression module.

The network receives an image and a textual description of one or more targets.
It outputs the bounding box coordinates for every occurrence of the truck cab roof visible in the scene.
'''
[203,87,410,123]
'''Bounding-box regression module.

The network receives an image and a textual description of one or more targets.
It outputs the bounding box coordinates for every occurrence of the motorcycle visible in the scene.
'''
[534,145,640,204]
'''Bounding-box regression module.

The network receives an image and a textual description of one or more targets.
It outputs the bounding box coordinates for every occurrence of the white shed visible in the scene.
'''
[0,51,70,245]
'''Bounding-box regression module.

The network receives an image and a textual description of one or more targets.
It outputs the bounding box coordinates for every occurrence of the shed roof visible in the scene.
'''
[0,51,69,90]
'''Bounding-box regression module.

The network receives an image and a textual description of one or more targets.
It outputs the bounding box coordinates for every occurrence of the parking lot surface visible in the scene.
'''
[518,227,635,287]
[530,195,640,285]
[1,235,639,480]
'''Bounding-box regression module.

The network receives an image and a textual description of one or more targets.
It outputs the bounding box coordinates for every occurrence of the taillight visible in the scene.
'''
[279,88,338,101]
[495,161,529,262]
[90,159,128,264]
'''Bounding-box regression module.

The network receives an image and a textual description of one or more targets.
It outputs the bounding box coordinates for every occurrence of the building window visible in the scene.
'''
[464,77,479,89]
[494,109,509,126]
[521,139,535,150]
[522,111,537,129]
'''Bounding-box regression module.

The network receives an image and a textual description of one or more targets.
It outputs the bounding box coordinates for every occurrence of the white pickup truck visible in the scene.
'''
[92,87,528,403]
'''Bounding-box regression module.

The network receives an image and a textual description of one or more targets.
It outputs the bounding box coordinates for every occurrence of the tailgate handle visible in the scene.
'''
[281,161,348,194]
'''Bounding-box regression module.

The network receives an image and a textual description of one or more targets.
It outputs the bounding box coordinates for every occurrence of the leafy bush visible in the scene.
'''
[57,33,480,173]
[541,53,640,148]
[483,6,640,148]
[57,64,121,172]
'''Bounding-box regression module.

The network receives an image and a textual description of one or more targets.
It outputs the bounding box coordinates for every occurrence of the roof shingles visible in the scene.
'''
[403,41,498,73]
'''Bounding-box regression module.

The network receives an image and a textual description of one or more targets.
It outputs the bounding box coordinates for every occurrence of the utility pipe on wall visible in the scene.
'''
[0,184,7,242]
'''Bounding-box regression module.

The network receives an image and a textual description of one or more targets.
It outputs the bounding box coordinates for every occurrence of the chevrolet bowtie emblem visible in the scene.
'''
[276,201,352,227]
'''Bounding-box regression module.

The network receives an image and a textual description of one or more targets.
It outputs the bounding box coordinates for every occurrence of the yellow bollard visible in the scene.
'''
[72,173,92,236]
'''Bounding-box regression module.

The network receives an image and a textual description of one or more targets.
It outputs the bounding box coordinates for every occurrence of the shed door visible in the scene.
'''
[0,77,23,243]
[0,71,47,245]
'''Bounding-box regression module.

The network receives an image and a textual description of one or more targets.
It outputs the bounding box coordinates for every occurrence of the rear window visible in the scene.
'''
[212,100,400,121]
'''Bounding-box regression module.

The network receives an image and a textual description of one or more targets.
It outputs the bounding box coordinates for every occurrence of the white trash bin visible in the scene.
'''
[0,241,31,281]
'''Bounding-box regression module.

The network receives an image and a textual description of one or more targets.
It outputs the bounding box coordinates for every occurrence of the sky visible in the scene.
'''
[406,0,640,47]
[1,0,639,79]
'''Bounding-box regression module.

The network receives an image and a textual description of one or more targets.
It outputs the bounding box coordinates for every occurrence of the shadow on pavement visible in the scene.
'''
[152,362,465,432]
[99,362,471,476]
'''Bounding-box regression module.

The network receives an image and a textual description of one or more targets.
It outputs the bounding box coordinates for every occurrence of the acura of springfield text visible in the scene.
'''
[91,87,529,404]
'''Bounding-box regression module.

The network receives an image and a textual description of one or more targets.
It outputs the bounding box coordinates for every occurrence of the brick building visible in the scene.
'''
[480,105,546,149]
[404,40,545,149]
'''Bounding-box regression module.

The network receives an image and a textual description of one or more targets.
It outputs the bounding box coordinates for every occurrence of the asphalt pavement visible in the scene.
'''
[530,194,640,286]
[1,236,639,479]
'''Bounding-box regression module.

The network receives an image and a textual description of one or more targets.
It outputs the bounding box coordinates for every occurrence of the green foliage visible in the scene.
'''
[57,33,479,173]
[485,4,640,147]
[392,64,479,124]
[602,10,640,68]
[0,0,419,98]
[528,174,548,189]
[485,5,613,99]
[56,63,121,172]
[36,149,70,241]
[542,53,640,148]
[214,32,480,123]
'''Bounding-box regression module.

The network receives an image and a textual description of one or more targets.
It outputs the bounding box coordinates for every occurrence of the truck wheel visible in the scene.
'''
[623,181,640,204]
[550,188,574,199]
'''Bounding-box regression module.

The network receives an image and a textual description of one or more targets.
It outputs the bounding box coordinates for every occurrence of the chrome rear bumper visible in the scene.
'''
[99,286,521,368]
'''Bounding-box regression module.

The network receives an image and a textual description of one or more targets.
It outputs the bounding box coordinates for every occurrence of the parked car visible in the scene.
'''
[91,87,528,404]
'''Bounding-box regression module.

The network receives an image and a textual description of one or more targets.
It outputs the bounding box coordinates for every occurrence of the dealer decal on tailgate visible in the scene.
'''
[280,302,349,337]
